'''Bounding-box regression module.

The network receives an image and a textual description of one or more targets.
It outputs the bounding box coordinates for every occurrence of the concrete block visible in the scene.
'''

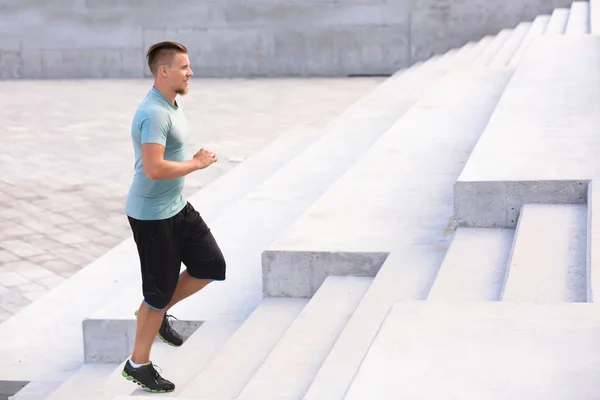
[501,204,587,303]
[262,251,387,298]
[409,0,573,62]
[591,0,600,34]
[345,301,600,400]
[304,248,445,400]
[455,36,600,228]
[587,180,600,302]
[82,317,202,364]
[180,298,307,399]
[236,276,372,400]
[455,180,588,229]
[545,8,570,34]
[565,1,590,34]
[427,228,514,301]
[263,67,512,298]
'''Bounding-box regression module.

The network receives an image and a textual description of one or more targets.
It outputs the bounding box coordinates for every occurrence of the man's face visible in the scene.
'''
[166,52,193,95]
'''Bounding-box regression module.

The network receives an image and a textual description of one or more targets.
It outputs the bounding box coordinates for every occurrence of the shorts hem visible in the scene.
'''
[186,271,226,282]
[144,300,167,311]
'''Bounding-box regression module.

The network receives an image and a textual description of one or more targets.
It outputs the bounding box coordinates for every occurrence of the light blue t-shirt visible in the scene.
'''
[125,87,189,220]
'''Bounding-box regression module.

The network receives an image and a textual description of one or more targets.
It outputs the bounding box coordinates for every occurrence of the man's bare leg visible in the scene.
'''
[130,270,211,362]
[165,270,212,311]
[131,302,165,364]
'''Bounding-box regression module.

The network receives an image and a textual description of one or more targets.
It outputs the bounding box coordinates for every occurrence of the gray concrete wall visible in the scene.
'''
[0,0,575,79]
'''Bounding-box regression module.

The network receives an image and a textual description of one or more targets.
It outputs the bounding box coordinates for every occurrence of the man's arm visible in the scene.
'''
[138,110,215,180]
[142,143,200,180]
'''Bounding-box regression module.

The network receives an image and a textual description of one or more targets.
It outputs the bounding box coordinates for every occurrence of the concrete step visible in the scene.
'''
[508,15,550,67]
[7,381,61,400]
[565,1,590,34]
[427,228,514,301]
[263,66,513,298]
[501,204,587,303]
[545,7,570,34]
[299,67,514,400]
[344,301,600,399]
[81,42,477,364]
[44,364,119,400]
[488,22,532,67]
[591,0,600,34]
[455,35,600,229]
[179,298,307,399]
[234,276,372,400]
[587,180,600,302]
[472,29,512,66]
[84,321,239,400]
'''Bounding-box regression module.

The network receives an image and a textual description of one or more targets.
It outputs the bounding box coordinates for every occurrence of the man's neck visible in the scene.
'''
[153,83,176,106]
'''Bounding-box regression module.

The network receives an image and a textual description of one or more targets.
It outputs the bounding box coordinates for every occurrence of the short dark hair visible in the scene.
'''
[146,41,188,76]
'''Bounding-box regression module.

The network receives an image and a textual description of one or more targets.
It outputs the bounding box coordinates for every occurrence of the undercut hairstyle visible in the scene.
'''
[146,41,188,76]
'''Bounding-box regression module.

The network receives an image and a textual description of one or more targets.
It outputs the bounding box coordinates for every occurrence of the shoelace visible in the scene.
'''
[150,363,164,380]
[163,314,179,334]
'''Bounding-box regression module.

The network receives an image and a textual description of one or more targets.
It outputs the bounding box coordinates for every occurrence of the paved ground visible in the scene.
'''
[0,77,383,322]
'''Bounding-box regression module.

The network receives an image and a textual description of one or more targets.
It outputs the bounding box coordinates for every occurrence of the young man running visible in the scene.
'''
[122,41,226,393]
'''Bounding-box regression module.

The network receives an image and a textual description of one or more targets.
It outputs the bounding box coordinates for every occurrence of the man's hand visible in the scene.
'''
[194,148,218,169]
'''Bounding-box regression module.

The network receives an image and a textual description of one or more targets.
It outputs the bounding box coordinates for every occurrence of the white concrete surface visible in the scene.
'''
[264,67,513,297]
[488,22,532,67]
[545,8,571,33]
[587,180,600,302]
[235,276,371,400]
[8,381,61,400]
[344,301,600,400]
[508,15,551,67]
[501,204,587,303]
[427,228,514,301]
[591,0,600,33]
[180,298,307,399]
[44,364,118,400]
[455,35,600,228]
[565,1,590,34]
[82,46,473,364]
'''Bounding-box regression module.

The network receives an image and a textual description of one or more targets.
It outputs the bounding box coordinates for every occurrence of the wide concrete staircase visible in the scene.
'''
[4,2,600,399]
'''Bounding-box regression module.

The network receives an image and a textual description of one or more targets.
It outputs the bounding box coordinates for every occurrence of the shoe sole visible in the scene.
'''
[122,370,174,393]
[157,332,182,347]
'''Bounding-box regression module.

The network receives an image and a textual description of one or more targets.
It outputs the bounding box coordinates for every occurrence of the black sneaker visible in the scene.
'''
[122,360,175,393]
[158,313,184,347]
[134,310,184,347]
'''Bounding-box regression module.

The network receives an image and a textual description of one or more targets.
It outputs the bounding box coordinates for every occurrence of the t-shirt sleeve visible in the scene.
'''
[139,108,171,146]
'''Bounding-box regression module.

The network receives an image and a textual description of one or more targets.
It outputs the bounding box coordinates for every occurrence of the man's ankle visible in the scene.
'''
[130,356,150,366]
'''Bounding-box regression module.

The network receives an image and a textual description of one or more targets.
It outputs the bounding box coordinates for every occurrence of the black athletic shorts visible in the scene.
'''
[127,201,226,310]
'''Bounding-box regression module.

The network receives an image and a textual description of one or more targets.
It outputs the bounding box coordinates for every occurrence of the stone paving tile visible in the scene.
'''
[0,77,383,323]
